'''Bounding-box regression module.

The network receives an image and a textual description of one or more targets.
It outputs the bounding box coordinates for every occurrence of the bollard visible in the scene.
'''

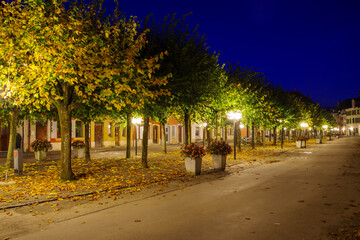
[14,148,23,174]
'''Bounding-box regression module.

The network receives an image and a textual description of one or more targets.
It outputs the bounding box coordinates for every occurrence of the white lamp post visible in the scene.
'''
[132,117,142,156]
[227,111,242,159]
[300,122,308,136]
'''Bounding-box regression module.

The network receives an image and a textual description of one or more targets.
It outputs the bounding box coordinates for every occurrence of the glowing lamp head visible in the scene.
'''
[132,117,142,125]
[322,125,328,129]
[240,124,245,129]
[300,122,308,128]
[227,111,242,120]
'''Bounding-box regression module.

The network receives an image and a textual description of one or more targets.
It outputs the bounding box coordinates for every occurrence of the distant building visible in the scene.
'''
[336,91,360,135]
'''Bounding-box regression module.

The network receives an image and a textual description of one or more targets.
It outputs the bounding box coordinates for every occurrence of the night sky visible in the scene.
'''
[106,0,360,107]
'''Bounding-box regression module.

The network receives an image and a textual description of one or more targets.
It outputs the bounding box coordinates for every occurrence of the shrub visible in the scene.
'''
[31,139,52,152]
[181,143,206,159]
[294,136,308,141]
[206,140,232,156]
[71,140,85,149]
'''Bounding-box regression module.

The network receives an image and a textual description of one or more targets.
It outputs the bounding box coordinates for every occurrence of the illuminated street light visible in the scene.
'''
[227,111,241,159]
[132,117,142,155]
[300,122,308,128]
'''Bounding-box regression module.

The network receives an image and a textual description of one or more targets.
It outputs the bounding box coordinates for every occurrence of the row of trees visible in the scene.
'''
[0,0,336,180]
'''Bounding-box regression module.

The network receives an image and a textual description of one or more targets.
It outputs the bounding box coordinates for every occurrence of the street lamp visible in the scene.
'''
[300,122,308,136]
[132,117,142,156]
[227,111,242,159]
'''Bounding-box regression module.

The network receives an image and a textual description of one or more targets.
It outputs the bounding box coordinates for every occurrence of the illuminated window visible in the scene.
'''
[75,121,83,138]
[108,123,112,137]
[57,123,61,138]
[195,127,200,137]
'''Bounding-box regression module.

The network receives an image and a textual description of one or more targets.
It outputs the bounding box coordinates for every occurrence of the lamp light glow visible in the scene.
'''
[132,117,142,125]
[227,111,242,120]
[300,122,308,128]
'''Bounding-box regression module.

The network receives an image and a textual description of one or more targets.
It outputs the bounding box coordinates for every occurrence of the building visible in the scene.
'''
[337,92,360,136]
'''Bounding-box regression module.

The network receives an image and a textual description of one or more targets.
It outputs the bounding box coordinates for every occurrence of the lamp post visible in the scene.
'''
[300,122,308,137]
[132,117,142,156]
[322,125,328,139]
[227,111,242,159]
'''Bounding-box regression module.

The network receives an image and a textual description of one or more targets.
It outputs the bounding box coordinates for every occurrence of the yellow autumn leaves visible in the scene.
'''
[0,140,308,207]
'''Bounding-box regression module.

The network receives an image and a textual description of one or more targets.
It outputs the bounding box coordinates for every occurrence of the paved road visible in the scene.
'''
[14,137,360,240]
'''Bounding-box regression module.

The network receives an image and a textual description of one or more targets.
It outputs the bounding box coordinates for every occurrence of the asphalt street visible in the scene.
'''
[12,137,360,240]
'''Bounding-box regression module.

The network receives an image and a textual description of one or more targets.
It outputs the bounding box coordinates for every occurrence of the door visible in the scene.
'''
[95,123,103,147]
[178,126,182,143]
[0,124,9,151]
[153,125,158,144]
[165,126,170,143]
[115,127,120,146]
[36,121,47,140]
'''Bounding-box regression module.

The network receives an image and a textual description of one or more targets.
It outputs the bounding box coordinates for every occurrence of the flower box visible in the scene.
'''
[73,148,85,159]
[184,157,202,175]
[212,154,226,170]
[296,141,306,148]
[35,150,47,161]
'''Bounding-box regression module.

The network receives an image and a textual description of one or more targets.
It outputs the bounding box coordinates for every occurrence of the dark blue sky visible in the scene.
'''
[107,0,360,107]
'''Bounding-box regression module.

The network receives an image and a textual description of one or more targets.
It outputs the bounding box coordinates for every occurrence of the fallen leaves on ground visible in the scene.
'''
[0,140,303,207]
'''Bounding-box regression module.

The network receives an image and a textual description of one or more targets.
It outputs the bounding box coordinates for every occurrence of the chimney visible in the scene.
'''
[352,98,355,108]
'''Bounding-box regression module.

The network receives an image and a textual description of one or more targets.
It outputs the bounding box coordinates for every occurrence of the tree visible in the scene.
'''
[0,0,155,180]
[142,13,224,146]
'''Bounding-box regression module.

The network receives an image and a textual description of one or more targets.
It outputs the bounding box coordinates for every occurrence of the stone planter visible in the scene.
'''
[296,141,306,148]
[184,157,202,175]
[212,154,226,170]
[35,150,47,161]
[326,136,331,141]
[73,148,85,159]
[316,138,322,144]
[335,135,339,139]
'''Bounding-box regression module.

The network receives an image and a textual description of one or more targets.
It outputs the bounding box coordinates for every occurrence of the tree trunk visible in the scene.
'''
[224,125,227,141]
[184,111,190,146]
[126,113,131,158]
[84,121,90,162]
[207,127,211,145]
[238,122,242,152]
[141,116,149,168]
[251,124,255,149]
[288,130,291,143]
[281,126,284,149]
[161,123,167,154]
[273,126,277,145]
[6,108,19,169]
[269,128,272,141]
[58,106,74,181]
[262,128,265,146]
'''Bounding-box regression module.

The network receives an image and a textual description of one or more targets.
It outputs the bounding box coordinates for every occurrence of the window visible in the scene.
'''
[75,121,83,138]
[57,122,61,138]
[195,127,200,137]
[171,126,176,138]
[108,123,112,137]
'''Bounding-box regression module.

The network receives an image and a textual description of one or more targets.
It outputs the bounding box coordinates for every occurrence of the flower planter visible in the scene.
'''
[335,136,339,139]
[184,157,202,175]
[35,150,47,161]
[296,141,306,148]
[326,136,331,141]
[316,138,322,144]
[212,154,226,170]
[73,148,85,159]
